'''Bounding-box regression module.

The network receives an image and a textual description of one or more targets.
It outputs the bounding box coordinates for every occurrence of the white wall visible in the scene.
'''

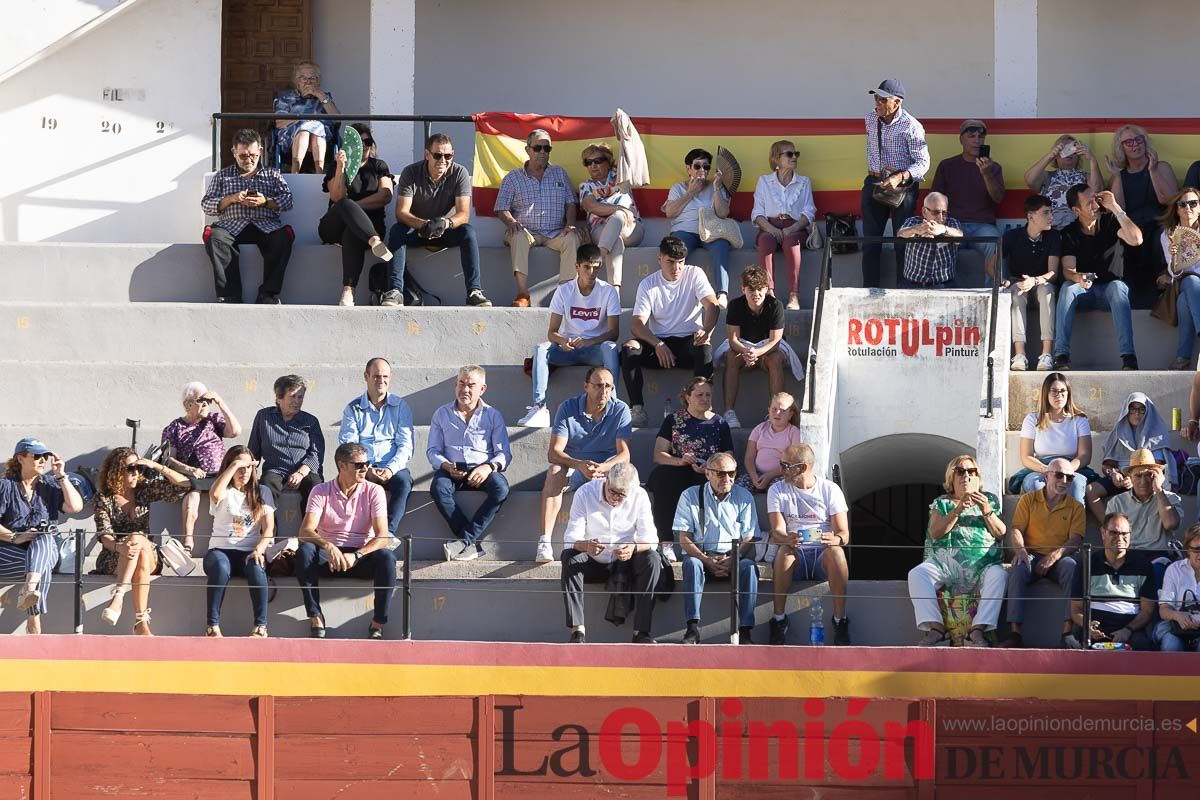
[0,0,125,75]
[312,0,371,116]
[0,0,219,243]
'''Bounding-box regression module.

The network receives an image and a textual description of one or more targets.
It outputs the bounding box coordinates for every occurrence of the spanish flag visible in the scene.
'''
[473,112,1200,219]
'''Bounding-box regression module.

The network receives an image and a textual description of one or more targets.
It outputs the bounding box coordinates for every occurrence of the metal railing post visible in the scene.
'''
[211,114,219,171]
[984,233,1002,418]
[729,539,740,644]
[1081,543,1093,647]
[402,535,413,640]
[74,529,84,634]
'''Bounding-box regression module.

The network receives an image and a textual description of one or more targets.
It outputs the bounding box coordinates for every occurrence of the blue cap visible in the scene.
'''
[869,79,906,100]
[14,438,52,456]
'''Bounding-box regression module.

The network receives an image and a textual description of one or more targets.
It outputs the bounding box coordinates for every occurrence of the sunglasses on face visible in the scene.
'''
[953,466,980,477]
[707,469,737,478]
[361,138,375,148]
[780,461,806,470]
[1049,470,1075,480]
[125,465,141,475]
[234,152,261,161]
[529,144,552,153]
[779,151,798,159]
[1121,135,1146,148]
[31,453,52,462]
[348,462,370,471]
[429,152,454,161]
[691,162,711,170]
[583,157,609,167]
[1177,199,1200,209]
[962,127,986,136]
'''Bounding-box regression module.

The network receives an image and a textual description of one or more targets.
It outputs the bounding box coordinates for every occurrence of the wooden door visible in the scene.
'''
[220,0,312,167]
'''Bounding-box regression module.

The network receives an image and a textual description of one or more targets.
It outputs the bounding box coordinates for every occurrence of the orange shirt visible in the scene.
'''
[1012,489,1085,555]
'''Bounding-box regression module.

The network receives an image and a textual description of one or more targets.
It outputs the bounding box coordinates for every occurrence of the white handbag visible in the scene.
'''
[159,535,196,576]
[698,207,744,249]
[805,223,825,251]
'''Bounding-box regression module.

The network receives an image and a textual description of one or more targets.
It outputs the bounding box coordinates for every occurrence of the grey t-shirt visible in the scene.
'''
[396,160,471,220]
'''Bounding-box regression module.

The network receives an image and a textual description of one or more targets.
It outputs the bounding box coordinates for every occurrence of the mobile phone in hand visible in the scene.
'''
[246,190,261,198]
[978,144,991,159]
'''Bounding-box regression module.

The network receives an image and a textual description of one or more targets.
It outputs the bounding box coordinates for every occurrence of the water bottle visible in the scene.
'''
[663,395,674,419]
[809,598,825,646]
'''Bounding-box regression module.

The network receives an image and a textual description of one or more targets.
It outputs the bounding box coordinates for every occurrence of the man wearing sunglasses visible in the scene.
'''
[1065,512,1157,650]
[766,444,852,645]
[674,453,760,644]
[896,192,963,288]
[1054,184,1142,370]
[388,133,491,308]
[931,119,1004,273]
[560,463,660,643]
[1004,457,1085,648]
[295,442,396,639]
[495,129,584,306]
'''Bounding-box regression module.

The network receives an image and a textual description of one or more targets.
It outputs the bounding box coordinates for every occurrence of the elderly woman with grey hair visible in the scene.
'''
[160,382,242,553]
[560,461,662,643]
[273,60,341,173]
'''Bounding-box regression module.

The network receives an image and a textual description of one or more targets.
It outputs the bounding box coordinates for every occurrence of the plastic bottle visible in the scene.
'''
[809,598,825,646]
[663,395,674,419]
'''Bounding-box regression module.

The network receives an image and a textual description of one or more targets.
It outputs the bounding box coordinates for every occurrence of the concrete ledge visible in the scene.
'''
[1009,370,1194,429]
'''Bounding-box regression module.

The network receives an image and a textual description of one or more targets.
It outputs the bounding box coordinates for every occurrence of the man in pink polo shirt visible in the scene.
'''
[295,442,396,639]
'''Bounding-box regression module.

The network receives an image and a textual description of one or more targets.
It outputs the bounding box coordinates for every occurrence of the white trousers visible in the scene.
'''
[908,560,1007,631]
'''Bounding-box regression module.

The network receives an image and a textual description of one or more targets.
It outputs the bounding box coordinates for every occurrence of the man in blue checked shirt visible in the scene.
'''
[201,128,295,304]
[338,357,415,540]
[426,365,512,561]
[674,452,761,645]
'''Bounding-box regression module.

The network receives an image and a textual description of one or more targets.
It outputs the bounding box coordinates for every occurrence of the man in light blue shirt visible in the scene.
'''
[338,357,414,538]
[534,367,632,563]
[674,452,760,644]
[426,365,512,561]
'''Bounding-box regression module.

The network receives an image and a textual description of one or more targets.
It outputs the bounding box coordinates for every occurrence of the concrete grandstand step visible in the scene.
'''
[1001,429,1199,487]
[1008,370,1194,430]
[1008,310,1184,371]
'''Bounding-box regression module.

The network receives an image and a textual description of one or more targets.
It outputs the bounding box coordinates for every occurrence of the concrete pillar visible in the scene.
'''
[993,0,1038,116]
[369,0,416,166]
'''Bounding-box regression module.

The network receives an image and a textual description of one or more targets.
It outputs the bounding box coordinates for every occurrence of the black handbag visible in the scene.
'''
[825,213,859,255]
[1168,589,1200,641]
[870,118,913,208]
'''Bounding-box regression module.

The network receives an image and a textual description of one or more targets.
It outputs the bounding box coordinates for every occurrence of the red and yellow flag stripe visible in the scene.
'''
[473,112,1200,219]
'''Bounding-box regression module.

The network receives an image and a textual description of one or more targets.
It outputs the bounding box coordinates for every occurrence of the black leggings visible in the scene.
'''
[318,198,383,287]
[620,336,713,407]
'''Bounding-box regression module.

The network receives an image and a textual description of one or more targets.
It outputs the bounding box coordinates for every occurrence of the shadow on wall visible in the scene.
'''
[839,432,974,503]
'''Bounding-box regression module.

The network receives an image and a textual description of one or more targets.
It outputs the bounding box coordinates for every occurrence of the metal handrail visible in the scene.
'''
[209,112,475,171]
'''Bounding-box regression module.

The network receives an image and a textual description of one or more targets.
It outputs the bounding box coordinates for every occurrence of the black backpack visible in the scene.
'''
[825,213,860,255]
[368,262,442,307]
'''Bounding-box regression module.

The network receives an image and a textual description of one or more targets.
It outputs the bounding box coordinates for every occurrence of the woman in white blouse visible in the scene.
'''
[752,141,817,310]
[1158,187,1200,370]
[1155,524,1200,652]
[1013,372,1091,502]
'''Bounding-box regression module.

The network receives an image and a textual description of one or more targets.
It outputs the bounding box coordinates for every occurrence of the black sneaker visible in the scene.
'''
[569,630,586,643]
[1120,354,1139,371]
[738,626,755,644]
[833,617,851,646]
[1052,354,1070,371]
[682,621,700,645]
[466,289,493,307]
[632,632,657,644]
[768,617,789,645]
[380,289,403,307]
[255,291,280,305]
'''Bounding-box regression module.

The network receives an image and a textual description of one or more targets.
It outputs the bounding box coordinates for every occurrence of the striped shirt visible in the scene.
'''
[201,164,295,235]
[247,406,325,478]
[426,400,511,471]
[865,108,930,182]
[494,163,576,238]
[898,215,963,285]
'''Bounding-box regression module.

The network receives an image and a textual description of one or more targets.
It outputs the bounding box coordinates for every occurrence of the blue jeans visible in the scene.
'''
[861,176,920,288]
[381,468,414,537]
[1153,619,1200,651]
[959,221,1000,275]
[1020,470,1087,503]
[430,467,510,545]
[671,230,732,294]
[203,548,268,627]
[531,341,620,405]
[1176,275,1200,359]
[1005,552,1076,625]
[386,222,481,294]
[294,542,397,625]
[682,554,758,628]
[1054,280,1135,358]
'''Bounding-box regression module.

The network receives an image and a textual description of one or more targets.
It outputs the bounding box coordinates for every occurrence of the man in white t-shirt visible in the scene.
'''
[560,463,661,643]
[518,244,621,428]
[620,235,721,426]
[766,443,852,645]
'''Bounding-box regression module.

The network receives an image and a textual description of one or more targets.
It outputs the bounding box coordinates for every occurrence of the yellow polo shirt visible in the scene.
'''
[1012,489,1085,554]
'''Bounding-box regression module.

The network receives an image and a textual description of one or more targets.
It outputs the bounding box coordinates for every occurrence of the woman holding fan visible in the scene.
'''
[1159,187,1200,369]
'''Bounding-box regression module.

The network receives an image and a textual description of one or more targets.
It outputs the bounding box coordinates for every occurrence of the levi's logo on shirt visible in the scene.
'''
[570,306,601,321]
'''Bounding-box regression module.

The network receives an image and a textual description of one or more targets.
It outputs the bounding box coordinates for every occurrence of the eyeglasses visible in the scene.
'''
[1048,388,1069,396]
[962,127,986,136]
[234,152,261,161]
[583,157,609,166]
[1104,529,1132,537]
[691,161,711,170]
[361,138,375,148]
[1121,135,1146,148]
[529,144,552,153]
[31,453,52,462]
[706,469,737,478]
[297,74,320,82]
[1048,470,1075,480]
[779,151,798,159]
[430,152,454,161]
[348,462,370,471]
[953,466,980,477]
[925,208,949,217]
[196,397,214,405]
[587,382,614,391]
[1127,406,1146,414]
[1131,470,1158,479]
[780,461,806,470]
[1177,199,1200,210]
[125,465,141,475]
[605,485,628,500]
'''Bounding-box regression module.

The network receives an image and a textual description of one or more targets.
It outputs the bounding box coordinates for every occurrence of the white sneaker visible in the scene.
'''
[660,544,678,563]
[453,544,483,561]
[442,541,458,562]
[371,240,393,262]
[535,540,555,563]
[723,409,742,428]
[1009,354,1027,371]
[629,405,648,427]
[338,287,355,306]
[518,404,551,428]
[1036,353,1054,371]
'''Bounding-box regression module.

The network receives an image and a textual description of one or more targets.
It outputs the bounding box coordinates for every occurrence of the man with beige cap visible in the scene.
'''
[1102,448,1181,566]
[931,118,1005,272]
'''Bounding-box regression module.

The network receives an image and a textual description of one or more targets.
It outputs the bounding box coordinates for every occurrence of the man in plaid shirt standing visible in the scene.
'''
[201,128,295,304]
[896,192,963,288]
[861,79,930,288]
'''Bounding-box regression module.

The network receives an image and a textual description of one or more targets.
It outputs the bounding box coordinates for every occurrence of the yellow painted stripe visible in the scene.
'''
[2,660,1196,701]
[473,130,1200,192]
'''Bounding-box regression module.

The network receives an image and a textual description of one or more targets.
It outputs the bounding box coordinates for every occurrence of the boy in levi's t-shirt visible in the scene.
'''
[518,244,621,428]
